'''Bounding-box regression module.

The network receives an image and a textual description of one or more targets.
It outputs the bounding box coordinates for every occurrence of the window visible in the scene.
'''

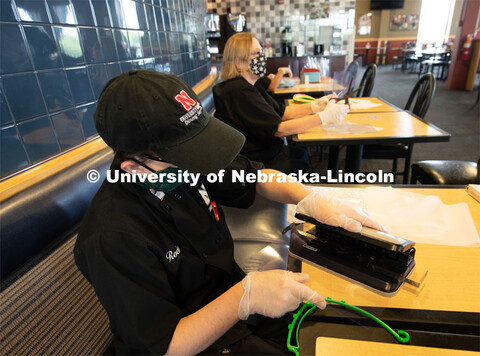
[416,0,456,47]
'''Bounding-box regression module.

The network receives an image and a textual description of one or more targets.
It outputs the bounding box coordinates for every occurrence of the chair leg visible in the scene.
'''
[402,160,410,184]
[410,169,418,184]
[403,145,414,184]
[328,146,340,178]
[392,158,398,174]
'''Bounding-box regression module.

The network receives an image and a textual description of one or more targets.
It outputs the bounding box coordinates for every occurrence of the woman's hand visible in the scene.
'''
[311,94,334,112]
[318,100,349,125]
[277,67,293,78]
[296,189,388,233]
[238,270,326,319]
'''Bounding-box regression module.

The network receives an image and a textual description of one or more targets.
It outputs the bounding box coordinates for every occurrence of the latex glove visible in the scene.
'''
[278,67,292,78]
[310,94,334,112]
[296,189,388,233]
[318,100,349,125]
[238,270,326,320]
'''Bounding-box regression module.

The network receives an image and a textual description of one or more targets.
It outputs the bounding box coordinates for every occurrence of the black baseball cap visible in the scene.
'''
[94,70,245,174]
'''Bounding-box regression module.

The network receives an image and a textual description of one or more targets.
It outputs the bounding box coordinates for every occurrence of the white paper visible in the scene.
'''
[288,187,480,247]
[322,122,382,134]
[364,187,480,247]
[349,99,383,110]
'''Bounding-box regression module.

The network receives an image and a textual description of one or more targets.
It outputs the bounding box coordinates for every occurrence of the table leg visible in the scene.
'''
[345,145,363,173]
[328,145,340,178]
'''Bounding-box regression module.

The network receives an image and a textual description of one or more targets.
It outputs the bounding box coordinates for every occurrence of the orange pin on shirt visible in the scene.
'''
[211,201,220,222]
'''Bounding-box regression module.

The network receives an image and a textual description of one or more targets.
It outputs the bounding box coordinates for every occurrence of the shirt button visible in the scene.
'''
[174,193,181,200]
[164,204,171,212]
[203,254,208,259]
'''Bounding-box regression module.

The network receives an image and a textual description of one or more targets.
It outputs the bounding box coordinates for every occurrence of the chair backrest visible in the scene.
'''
[477,157,480,185]
[356,63,376,97]
[345,58,362,80]
[405,72,436,118]
[335,58,362,96]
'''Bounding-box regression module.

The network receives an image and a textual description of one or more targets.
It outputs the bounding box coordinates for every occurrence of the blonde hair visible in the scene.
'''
[221,33,257,80]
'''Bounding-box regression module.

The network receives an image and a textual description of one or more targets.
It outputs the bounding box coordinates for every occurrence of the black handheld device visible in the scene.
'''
[295,213,414,252]
[289,214,416,294]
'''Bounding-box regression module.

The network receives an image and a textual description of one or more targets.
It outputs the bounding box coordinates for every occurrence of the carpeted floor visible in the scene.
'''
[311,65,480,182]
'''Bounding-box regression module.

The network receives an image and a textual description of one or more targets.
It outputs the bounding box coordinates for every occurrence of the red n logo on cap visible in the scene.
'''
[175,90,197,111]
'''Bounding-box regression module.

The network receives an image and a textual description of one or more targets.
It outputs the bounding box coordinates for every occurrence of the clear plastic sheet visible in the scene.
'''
[303,56,330,78]
[321,122,381,134]
[333,57,362,96]
[288,186,480,247]
[279,78,296,88]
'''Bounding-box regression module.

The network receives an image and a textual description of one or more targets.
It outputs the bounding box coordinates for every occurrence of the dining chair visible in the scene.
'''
[410,157,479,185]
[355,64,376,98]
[432,52,451,80]
[418,52,451,80]
[362,73,436,183]
[403,53,420,72]
[392,47,404,70]
[344,58,362,88]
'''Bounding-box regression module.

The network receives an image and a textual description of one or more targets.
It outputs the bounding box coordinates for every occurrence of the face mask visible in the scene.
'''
[135,166,184,193]
[249,54,266,77]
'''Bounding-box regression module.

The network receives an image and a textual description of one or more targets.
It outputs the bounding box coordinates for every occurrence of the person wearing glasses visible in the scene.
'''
[213,33,349,174]
[74,70,385,355]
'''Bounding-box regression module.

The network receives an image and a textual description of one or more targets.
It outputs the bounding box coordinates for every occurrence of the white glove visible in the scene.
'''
[310,94,334,112]
[296,189,387,233]
[238,270,326,320]
[318,100,349,125]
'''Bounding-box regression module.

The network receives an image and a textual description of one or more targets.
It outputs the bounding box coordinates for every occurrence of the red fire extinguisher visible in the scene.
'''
[461,34,473,61]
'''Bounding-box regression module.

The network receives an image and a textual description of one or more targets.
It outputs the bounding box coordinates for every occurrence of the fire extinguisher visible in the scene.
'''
[461,34,473,61]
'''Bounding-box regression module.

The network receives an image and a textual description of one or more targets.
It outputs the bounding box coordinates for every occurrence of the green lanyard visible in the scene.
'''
[287,298,410,356]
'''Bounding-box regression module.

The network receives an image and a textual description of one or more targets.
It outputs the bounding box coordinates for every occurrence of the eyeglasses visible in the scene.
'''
[287,298,410,355]
[130,155,170,174]
[141,154,169,163]
[251,49,265,57]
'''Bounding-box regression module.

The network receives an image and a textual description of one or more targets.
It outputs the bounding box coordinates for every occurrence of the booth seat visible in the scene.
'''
[0,84,290,354]
[0,146,115,355]
[223,195,290,273]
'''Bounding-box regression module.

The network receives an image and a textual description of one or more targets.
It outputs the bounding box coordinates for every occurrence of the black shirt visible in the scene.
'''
[213,77,286,163]
[74,156,263,355]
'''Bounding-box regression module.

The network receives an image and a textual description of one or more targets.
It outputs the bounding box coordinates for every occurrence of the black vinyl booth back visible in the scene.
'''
[0,148,113,284]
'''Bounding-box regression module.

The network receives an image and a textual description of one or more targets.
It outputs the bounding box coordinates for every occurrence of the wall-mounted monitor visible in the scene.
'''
[370,0,405,10]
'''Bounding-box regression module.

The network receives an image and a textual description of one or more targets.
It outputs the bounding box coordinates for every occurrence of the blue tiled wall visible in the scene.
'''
[0,0,210,179]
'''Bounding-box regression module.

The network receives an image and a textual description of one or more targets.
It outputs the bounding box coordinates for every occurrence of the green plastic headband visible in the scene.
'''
[287,298,410,355]
[293,94,317,103]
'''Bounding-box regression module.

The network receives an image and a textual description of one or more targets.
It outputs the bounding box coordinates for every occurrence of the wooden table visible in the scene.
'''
[316,337,479,355]
[302,188,480,312]
[290,187,480,354]
[292,99,450,173]
[287,97,401,114]
[348,97,401,113]
[273,80,343,96]
[272,79,346,104]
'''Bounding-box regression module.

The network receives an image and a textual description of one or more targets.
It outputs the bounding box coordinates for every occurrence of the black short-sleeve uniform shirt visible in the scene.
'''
[213,77,286,163]
[74,156,263,355]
